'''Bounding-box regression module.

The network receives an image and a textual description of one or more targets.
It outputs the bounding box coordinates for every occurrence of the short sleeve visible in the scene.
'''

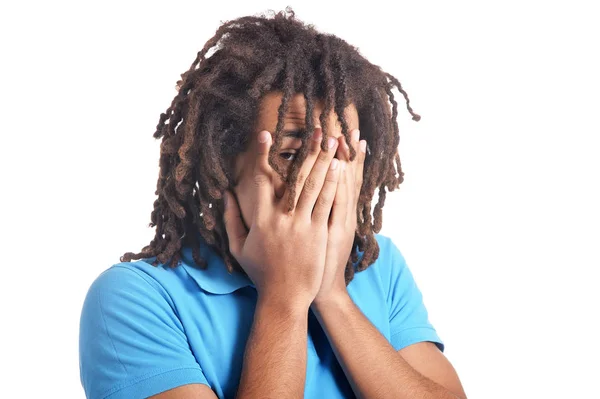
[380,236,445,352]
[79,265,209,399]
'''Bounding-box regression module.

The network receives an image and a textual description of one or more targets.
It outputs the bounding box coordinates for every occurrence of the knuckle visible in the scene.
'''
[329,222,343,234]
[316,193,331,208]
[291,218,308,233]
[254,216,268,230]
[309,142,321,154]
[317,150,331,164]
[303,176,318,192]
[284,209,295,219]
[325,172,338,183]
[253,173,269,187]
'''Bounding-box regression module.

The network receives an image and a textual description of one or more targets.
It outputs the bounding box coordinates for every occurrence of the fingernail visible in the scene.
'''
[330,158,339,170]
[351,129,360,142]
[360,140,367,153]
[328,137,336,149]
[258,130,270,143]
[312,127,323,141]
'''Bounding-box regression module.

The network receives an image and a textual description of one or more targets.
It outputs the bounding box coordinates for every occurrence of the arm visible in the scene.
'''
[79,266,213,399]
[313,294,466,399]
[312,131,466,398]
[153,127,342,399]
[236,296,309,398]
[152,296,310,399]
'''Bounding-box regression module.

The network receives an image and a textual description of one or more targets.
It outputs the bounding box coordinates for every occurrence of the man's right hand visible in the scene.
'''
[223,127,341,308]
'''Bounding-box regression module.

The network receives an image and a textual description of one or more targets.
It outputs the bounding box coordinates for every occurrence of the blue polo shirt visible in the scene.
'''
[79,233,443,399]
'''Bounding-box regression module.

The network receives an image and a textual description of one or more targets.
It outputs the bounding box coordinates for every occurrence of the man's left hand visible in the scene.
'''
[313,128,366,306]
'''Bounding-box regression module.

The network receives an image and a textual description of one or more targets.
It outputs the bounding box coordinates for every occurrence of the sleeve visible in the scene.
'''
[381,236,445,353]
[79,265,209,399]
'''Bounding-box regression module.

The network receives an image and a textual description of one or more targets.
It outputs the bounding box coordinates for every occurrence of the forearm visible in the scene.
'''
[236,294,309,399]
[313,294,461,399]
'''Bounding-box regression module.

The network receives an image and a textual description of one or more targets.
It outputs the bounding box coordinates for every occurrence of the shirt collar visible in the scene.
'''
[179,236,254,295]
[146,233,368,295]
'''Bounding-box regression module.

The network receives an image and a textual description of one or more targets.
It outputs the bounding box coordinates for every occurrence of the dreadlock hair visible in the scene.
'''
[120,7,421,285]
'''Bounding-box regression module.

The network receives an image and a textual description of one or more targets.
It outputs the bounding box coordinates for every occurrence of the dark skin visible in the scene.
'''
[231,91,361,303]
[149,92,466,398]
[119,8,423,287]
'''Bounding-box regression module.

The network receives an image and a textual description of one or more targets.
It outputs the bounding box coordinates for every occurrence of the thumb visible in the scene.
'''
[222,190,248,257]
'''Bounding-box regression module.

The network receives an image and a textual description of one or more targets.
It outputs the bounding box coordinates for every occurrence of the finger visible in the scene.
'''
[222,190,248,256]
[280,127,322,210]
[274,172,286,199]
[338,133,351,161]
[349,128,360,162]
[343,129,360,218]
[345,148,355,220]
[312,157,342,224]
[253,130,275,223]
[340,131,355,212]
[329,160,348,227]
[347,129,360,182]
[355,139,367,199]
[295,136,339,217]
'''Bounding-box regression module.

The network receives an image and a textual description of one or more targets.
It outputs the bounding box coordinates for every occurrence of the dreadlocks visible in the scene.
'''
[120,7,421,285]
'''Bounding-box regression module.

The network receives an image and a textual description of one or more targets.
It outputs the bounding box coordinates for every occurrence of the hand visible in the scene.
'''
[223,128,342,308]
[313,128,366,306]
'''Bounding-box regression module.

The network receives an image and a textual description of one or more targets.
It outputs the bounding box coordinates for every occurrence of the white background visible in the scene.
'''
[1,0,599,397]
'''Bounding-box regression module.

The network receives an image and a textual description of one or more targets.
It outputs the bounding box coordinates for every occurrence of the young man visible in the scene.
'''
[79,8,466,399]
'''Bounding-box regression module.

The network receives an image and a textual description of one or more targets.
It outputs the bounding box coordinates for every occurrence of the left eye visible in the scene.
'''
[279,152,296,161]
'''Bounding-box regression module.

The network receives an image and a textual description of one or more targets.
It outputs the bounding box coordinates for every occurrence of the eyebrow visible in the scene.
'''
[282,129,304,139]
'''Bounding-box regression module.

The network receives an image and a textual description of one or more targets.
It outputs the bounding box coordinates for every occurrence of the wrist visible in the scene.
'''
[257,290,311,316]
[312,289,352,315]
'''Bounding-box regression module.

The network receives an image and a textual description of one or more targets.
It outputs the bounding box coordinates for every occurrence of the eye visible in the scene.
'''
[279,151,297,161]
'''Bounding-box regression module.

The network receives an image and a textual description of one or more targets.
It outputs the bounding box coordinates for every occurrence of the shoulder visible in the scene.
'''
[79,261,205,398]
[83,259,191,308]
[373,233,404,265]
[364,235,444,352]
[359,233,408,284]
[79,261,186,353]
[375,233,407,265]
[351,233,430,321]
[79,262,175,343]
[348,233,408,301]
[85,261,168,299]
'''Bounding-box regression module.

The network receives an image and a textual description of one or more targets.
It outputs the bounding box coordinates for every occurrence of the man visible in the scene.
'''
[79,8,466,399]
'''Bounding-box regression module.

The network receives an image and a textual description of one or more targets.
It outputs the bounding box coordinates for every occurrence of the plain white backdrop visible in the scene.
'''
[1,0,599,397]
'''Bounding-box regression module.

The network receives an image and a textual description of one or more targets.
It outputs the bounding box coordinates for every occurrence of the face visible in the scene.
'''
[232,91,360,229]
